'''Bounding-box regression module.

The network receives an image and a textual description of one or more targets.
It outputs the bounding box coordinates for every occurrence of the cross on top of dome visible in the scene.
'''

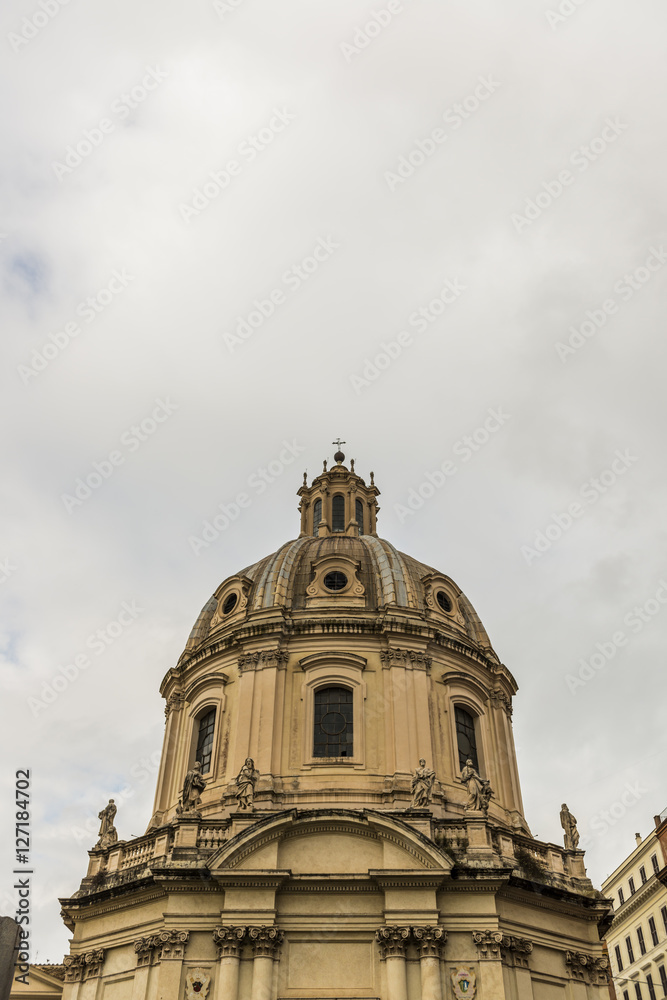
[332,438,346,464]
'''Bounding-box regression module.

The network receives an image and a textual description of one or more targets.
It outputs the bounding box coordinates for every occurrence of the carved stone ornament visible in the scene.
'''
[165,691,185,718]
[155,930,190,960]
[184,968,211,999]
[380,648,432,670]
[491,687,513,718]
[411,926,447,958]
[472,930,504,960]
[177,762,206,818]
[235,758,259,809]
[134,937,154,968]
[411,759,436,808]
[375,926,411,959]
[213,926,246,958]
[238,649,289,672]
[247,926,284,958]
[451,966,477,999]
[209,579,251,629]
[95,800,118,849]
[63,950,104,983]
[565,951,609,985]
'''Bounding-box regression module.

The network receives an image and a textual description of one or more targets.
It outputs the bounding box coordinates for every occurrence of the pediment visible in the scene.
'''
[207,809,452,877]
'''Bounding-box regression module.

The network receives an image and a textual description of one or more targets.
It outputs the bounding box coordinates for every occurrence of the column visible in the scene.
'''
[472,930,506,998]
[212,927,246,1000]
[375,927,410,1000]
[505,936,534,1000]
[131,938,154,1000]
[413,927,447,1000]
[62,955,85,1000]
[248,926,284,1000]
[154,930,190,999]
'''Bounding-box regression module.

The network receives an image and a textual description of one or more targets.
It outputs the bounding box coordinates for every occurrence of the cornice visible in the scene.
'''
[607,875,663,928]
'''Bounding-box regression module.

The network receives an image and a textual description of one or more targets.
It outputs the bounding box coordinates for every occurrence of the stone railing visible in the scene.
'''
[119,837,156,870]
[198,823,228,851]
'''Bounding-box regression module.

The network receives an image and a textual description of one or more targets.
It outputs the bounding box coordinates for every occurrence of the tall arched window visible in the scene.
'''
[195,708,216,774]
[455,706,478,772]
[313,498,322,536]
[332,494,345,532]
[313,686,353,757]
[355,498,364,534]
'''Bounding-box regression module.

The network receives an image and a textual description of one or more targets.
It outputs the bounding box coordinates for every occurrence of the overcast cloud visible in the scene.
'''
[1,0,666,963]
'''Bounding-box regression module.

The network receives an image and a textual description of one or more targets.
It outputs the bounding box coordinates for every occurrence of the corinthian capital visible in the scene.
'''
[213,926,246,958]
[412,926,447,958]
[375,926,411,958]
[247,925,285,958]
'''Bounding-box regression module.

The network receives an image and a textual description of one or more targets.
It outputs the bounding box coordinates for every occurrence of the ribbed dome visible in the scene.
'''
[182,534,498,662]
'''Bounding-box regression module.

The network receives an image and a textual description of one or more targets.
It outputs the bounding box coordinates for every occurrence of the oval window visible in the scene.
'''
[323,571,347,591]
[222,593,238,615]
[436,590,452,612]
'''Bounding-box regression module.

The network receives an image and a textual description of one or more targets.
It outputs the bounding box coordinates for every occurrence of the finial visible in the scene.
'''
[323,459,327,472]
[350,458,355,472]
[370,471,374,485]
[333,438,346,465]
[303,471,307,486]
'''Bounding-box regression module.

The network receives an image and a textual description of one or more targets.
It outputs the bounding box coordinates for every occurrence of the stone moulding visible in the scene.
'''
[375,925,447,959]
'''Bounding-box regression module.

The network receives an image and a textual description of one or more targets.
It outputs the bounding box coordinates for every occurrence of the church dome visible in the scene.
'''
[182,533,499,664]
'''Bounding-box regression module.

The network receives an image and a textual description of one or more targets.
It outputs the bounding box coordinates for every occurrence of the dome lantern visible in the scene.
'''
[297,445,380,537]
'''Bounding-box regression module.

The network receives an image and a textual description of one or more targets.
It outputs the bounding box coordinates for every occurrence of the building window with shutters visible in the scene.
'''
[651,853,659,874]
[626,936,635,964]
[634,982,643,1000]
[649,916,659,947]
[640,865,647,884]
[646,974,657,1000]
[659,966,667,993]
[629,877,636,895]
[619,887,625,905]
[615,945,624,972]
[195,708,216,774]
[313,686,353,757]
[455,706,480,772]
[661,905,667,935]
[637,926,647,955]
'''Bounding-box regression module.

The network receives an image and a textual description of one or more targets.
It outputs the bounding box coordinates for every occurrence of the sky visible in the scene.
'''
[1,0,666,965]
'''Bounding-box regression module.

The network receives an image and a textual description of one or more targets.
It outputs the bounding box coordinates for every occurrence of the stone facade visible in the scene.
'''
[48,457,611,999]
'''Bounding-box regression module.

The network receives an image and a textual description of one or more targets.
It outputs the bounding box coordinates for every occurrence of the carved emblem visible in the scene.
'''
[451,966,477,998]
[184,968,210,999]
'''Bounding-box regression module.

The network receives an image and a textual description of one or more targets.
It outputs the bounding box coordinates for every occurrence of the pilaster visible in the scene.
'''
[375,927,410,1000]
[213,927,246,1000]
[248,926,284,1000]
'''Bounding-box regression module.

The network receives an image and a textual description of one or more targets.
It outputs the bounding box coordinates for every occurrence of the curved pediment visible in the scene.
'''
[206,809,453,876]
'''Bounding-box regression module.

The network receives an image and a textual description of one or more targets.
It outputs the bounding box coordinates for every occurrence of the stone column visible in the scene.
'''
[375,927,410,1000]
[413,927,447,1000]
[504,936,534,1000]
[212,927,246,1000]
[154,930,190,999]
[472,930,506,998]
[63,955,85,1000]
[248,926,284,1000]
[131,938,154,1000]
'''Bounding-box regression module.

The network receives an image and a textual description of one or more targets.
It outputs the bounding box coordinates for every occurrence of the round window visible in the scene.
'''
[436,590,452,613]
[323,571,348,592]
[222,593,238,615]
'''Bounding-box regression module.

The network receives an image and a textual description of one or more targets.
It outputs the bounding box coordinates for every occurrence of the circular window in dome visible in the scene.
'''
[222,593,238,615]
[436,590,452,613]
[323,571,348,592]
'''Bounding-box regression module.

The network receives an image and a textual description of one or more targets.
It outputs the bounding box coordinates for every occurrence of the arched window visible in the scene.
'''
[355,498,364,534]
[332,494,345,532]
[313,686,353,757]
[455,706,478,772]
[313,498,322,536]
[195,708,216,774]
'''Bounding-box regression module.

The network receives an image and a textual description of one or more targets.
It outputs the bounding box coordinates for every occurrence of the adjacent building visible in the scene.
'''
[602,817,667,1000]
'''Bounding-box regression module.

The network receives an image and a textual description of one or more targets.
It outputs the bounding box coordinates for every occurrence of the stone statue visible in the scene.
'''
[235,758,259,810]
[96,799,118,849]
[560,803,580,849]
[461,759,493,813]
[411,759,436,808]
[177,761,206,817]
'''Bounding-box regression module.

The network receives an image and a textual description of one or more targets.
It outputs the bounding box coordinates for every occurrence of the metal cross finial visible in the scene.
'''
[332,438,346,450]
